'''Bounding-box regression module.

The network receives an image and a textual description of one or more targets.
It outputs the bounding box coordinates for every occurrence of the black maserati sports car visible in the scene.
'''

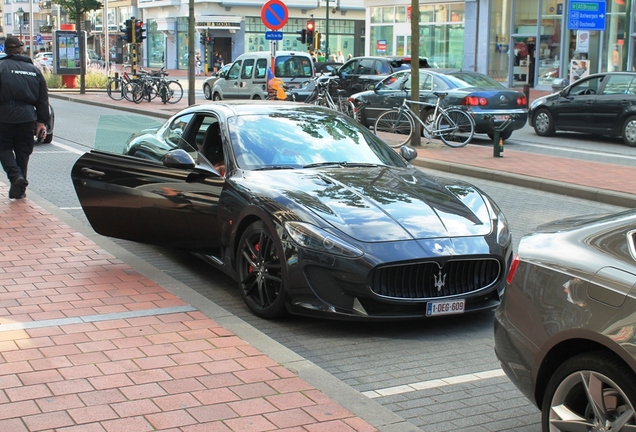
[71,101,513,320]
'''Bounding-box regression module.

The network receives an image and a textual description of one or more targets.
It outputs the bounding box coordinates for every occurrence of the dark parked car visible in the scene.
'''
[71,101,513,320]
[495,209,636,431]
[331,56,431,96]
[315,61,342,74]
[529,71,636,146]
[350,69,528,141]
[202,63,232,100]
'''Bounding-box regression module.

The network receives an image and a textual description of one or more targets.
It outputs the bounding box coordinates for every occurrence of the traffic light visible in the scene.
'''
[135,20,146,43]
[121,19,133,43]
[200,30,206,45]
[296,28,306,44]
[205,33,214,46]
[306,20,315,46]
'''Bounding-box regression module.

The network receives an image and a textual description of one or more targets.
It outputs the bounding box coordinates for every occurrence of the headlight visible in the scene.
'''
[284,222,363,258]
[495,211,511,247]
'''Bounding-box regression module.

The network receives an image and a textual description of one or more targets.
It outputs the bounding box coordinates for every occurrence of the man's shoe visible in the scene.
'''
[9,176,26,199]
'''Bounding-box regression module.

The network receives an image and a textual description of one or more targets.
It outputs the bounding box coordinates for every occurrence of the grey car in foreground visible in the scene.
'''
[495,209,636,431]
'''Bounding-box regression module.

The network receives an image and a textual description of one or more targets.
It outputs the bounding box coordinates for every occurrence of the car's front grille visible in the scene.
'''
[371,259,501,299]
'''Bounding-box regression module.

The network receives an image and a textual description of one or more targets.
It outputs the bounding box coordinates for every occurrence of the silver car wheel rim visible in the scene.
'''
[549,370,636,431]
[625,119,636,144]
[536,112,550,134]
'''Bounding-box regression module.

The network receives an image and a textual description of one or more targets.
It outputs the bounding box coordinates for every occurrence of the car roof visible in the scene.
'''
[180,100,334,118]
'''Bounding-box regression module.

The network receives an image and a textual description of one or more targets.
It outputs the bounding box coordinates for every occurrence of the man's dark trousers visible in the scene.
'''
[0,121,34,182]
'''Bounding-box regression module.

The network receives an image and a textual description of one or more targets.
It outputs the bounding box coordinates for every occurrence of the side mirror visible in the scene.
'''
[163,149,195,169]
[400,145,418,162]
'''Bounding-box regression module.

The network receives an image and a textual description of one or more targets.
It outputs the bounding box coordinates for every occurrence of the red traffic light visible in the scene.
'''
[306,20,315,32]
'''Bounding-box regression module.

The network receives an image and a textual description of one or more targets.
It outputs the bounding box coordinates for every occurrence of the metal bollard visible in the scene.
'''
[114,72,120,90]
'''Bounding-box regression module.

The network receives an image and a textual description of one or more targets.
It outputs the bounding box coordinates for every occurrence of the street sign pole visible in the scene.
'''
[261,0,289,74]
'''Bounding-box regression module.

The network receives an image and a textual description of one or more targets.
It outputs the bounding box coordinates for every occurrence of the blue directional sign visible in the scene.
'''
[37,34,42,44]
[567,0,606,31]
[265,31,283,41]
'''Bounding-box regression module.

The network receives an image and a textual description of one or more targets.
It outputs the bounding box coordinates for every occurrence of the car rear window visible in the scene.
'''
[447,72,504,88]
[275,55,313,78]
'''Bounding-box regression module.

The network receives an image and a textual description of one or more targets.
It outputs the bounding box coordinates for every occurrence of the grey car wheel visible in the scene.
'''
[622,116,636,147]
[534,108,556,137]
[213,93,222,101]
[541,352,636,432]
[203,84,212,100]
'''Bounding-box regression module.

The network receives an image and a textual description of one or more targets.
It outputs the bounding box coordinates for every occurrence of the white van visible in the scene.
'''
[211,51,315,101]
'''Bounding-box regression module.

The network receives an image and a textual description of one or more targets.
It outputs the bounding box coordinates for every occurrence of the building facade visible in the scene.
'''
[366,0,634,90]
[2,0,633,92]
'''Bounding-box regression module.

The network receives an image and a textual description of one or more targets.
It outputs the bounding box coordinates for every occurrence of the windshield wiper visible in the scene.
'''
[303,162,381,168]
[253,165,296,171]
[303,161,347,168]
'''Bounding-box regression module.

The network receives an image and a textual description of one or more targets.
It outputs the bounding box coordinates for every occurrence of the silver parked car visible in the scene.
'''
[495,209,636,431]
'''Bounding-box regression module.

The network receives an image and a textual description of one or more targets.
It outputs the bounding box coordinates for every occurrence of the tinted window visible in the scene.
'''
[568,75,604,95]
[275,55,313,78]
[446,72,504,88]
[601,74,636,95]
[358,59,375,75]
[339,60,357,74]
[227,61,241,80]
[375,60,390,75]
[378,71,410,90]
[241,59,254,79]
[255,58,268,79]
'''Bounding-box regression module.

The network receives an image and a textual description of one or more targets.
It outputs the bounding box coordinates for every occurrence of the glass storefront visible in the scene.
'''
[489,0,633,89]
[146,20,165,68]
[369,3,464,67]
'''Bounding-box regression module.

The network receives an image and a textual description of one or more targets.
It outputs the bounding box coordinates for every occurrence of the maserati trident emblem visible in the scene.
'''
[434,270,447,292]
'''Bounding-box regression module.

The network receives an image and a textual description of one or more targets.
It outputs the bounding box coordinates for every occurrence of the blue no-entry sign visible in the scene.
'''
[261,0,289,31]
[567,0,606,31]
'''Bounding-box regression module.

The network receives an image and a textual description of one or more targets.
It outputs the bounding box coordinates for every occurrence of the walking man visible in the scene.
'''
[0,36,50,199]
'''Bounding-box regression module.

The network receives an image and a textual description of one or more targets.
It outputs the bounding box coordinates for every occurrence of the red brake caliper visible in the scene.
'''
[248,242,260,273]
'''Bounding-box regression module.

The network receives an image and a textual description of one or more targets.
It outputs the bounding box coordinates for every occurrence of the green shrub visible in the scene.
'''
[43,67,108,89]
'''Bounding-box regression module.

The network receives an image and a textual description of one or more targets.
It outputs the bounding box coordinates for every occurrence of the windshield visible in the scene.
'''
[275,55,313,78]
[445,72,504,88]
[227,108,408,170]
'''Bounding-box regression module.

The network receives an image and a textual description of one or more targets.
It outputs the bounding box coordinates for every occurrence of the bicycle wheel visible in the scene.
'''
[132,82,146,104]
[374,109,413,148]
[337,99,355,118]
[106,78,126,101]
[122,82,137,102]
[165,80,183,104]
[436,108,474,148]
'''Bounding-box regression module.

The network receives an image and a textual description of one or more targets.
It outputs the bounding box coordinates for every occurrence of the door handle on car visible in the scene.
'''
[81,167,105,177]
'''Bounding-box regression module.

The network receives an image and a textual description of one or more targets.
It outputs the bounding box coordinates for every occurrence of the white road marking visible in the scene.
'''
[362,369,506,398]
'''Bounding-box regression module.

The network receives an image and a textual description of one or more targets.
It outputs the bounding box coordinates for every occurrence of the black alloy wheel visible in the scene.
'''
[237,221,287,319]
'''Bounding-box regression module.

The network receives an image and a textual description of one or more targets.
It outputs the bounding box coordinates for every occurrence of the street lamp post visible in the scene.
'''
[17,7,24,42]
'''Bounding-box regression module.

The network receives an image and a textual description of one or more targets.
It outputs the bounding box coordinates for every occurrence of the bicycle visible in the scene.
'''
[304,76,355,118]
[131,68,183,104]
[106,71,136,102]
[374,92,475,148]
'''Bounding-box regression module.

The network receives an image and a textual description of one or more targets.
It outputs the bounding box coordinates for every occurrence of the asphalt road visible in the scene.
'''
[26,98,629,431]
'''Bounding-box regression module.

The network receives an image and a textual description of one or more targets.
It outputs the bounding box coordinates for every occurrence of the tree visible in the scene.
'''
[410,0,421,147]
[53,0,103,94]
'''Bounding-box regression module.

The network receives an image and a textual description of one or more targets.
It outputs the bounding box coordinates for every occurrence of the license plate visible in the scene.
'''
[426,299,465,316]
[288,83,301,88]
[494,115,511,121]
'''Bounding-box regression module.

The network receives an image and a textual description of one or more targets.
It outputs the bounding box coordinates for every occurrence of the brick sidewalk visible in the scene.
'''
[0,186,378,432]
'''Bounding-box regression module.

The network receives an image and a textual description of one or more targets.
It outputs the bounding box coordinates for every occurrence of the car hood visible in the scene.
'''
[243,166,493,242]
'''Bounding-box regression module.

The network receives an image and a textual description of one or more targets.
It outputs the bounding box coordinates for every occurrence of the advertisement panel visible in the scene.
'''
[53,30,87,75]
